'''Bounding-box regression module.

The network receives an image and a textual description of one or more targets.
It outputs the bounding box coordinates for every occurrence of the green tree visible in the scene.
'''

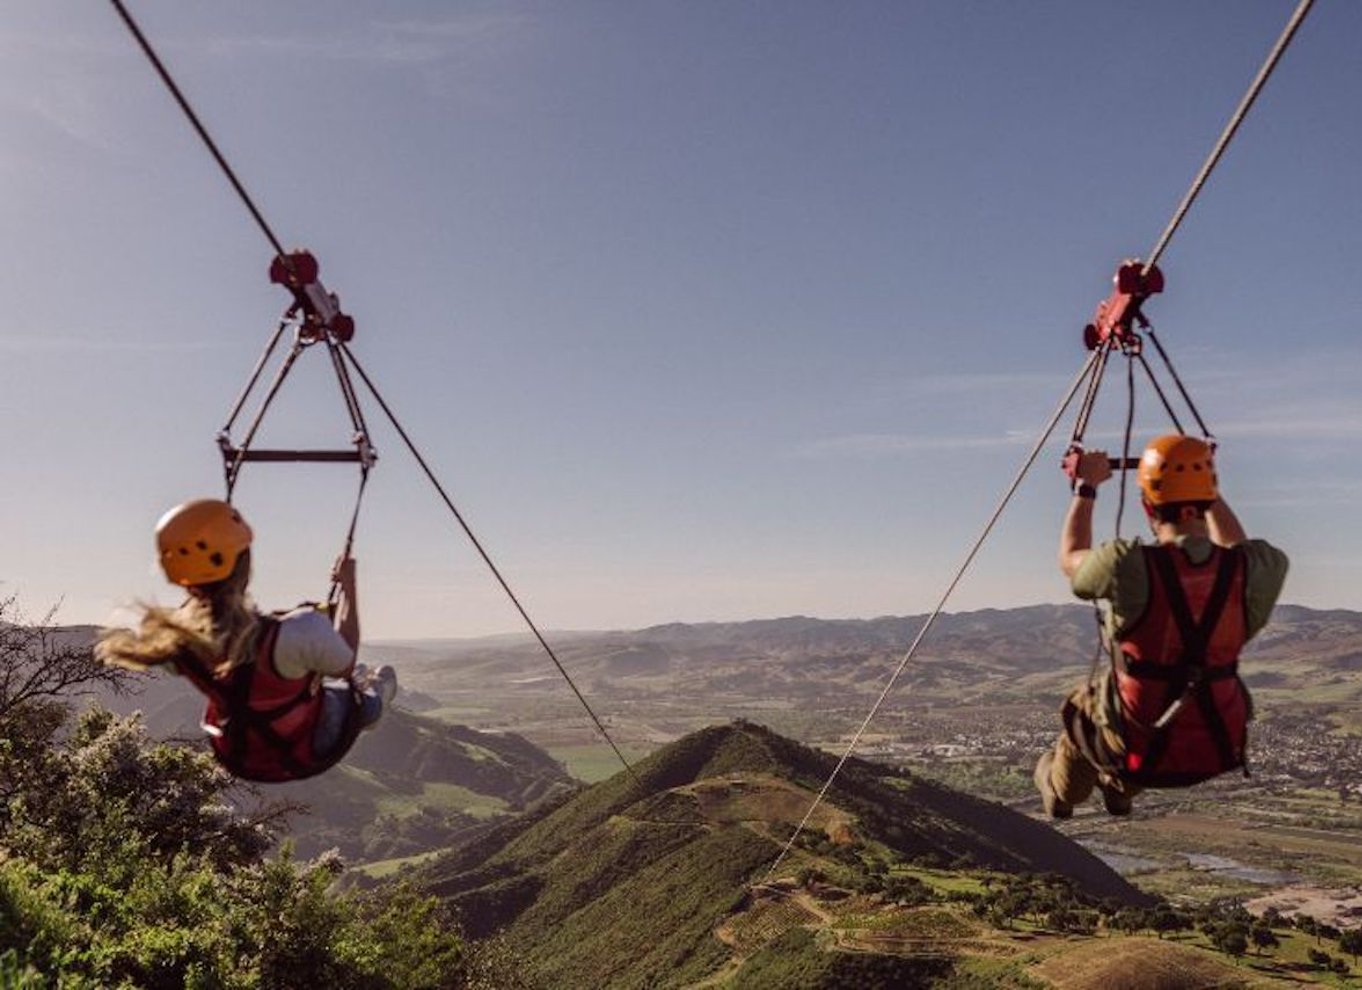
[0,642,477,989]
[4,708,288,873]
[1150,906,1191,939]
[1211,924,1249,960]
[1339,928,1362,964]
[1250,922,1279,955]
[0,597,128,816]
[1109,908,1145,936]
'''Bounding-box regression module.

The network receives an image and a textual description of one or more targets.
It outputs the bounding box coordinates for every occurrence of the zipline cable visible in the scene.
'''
[762,349,1102,880]
[1116,352,1135,539]
[219,317,291,434]
[766,0,1318,879]
[222,340,307,496]
[1133,351,1185,435]
[1143,0,1315,274]
[339,343,643,787]
[108,0,640,781]
[107,0,290,264]
[1144,327,1212,438]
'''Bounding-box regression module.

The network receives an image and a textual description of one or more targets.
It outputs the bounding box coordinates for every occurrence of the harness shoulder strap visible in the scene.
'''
[1147,545,1239,665]
[1141,545,1242,773]
[222,650,258,769]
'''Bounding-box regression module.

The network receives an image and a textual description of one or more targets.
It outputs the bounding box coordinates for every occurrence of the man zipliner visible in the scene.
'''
[1034,435,1288,818]
[98,499,397,782]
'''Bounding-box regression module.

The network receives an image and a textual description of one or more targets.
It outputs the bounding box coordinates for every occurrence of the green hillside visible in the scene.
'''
[83,665,578,863]
[418,721,1149,988]
[279,709,577,861]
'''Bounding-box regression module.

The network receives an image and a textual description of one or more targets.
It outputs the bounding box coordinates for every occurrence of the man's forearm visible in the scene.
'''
[1059,494,1096,578]
[1207,498,1248,548]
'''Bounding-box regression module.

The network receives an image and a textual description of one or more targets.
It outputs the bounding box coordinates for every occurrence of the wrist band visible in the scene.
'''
[1074,483,1097,500]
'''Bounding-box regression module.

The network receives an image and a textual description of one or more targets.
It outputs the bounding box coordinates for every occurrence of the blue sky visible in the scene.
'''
[2,2,1359,638]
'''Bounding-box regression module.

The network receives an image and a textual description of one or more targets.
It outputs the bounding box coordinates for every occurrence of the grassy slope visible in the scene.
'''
[728,929,956,990]
[418,721,1152,989]
[1030,936,1302,990]
[265,708,578,860]
[518,827,773,989]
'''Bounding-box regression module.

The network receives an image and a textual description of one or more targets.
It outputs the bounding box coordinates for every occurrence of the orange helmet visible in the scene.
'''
[156,499,253,587]
[1137,435,1217,505]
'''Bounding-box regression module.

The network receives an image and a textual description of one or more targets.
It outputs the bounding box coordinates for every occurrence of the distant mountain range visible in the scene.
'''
[383,602,1362,711]
[50,602,1362,867]
[418,720,1150,988]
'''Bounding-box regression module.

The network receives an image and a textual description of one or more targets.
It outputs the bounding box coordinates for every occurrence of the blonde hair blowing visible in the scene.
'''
[98,552,260,678]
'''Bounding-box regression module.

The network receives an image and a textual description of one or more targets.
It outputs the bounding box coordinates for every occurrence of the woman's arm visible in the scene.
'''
[332,556,360,654]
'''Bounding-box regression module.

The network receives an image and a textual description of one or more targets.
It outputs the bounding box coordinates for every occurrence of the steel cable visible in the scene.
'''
[110,0,639,781]
[220,315,292,436]
[1145,327,1213,439]
[1134,351,1185,436]
[224,340,306,497]
[1116,352,1136,539]
[107,0,291,265]
[762,350,1101,880]
[1143,0,1316,274]
[338,344,642,787]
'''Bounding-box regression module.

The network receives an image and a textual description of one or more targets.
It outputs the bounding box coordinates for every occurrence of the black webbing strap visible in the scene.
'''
[218,620,317,778]
[1139,546,1241,774]
[222,655,257,771]
[1117,655,1239,681]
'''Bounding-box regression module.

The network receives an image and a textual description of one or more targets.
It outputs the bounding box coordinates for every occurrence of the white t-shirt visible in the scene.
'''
[271,607,354,680]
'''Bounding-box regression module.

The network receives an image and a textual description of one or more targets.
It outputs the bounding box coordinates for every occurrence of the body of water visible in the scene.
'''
[1084,844,1297,885]
[1183,853,1297,886]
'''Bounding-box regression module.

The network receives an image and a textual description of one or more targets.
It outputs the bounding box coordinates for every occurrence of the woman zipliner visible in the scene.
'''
[98,499,397,782]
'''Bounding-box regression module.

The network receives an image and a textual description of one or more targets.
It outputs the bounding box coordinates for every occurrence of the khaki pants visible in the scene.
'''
[1043,684,1140,806]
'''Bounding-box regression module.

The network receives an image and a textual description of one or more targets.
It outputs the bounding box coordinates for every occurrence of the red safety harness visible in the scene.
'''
[173,614,366,783]
[1112,543,1250,787]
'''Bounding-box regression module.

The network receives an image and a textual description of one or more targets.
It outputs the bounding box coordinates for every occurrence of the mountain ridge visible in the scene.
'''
[418,719,1150,988]
[387,602,1362,714]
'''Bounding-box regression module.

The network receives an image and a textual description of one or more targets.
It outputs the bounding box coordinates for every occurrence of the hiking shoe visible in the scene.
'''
[1034,750,1073,820]
[372,665,398,708]
[1099,778,1133,817]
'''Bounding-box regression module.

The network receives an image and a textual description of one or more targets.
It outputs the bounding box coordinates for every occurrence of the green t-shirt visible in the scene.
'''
[1072,534,1289,640]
